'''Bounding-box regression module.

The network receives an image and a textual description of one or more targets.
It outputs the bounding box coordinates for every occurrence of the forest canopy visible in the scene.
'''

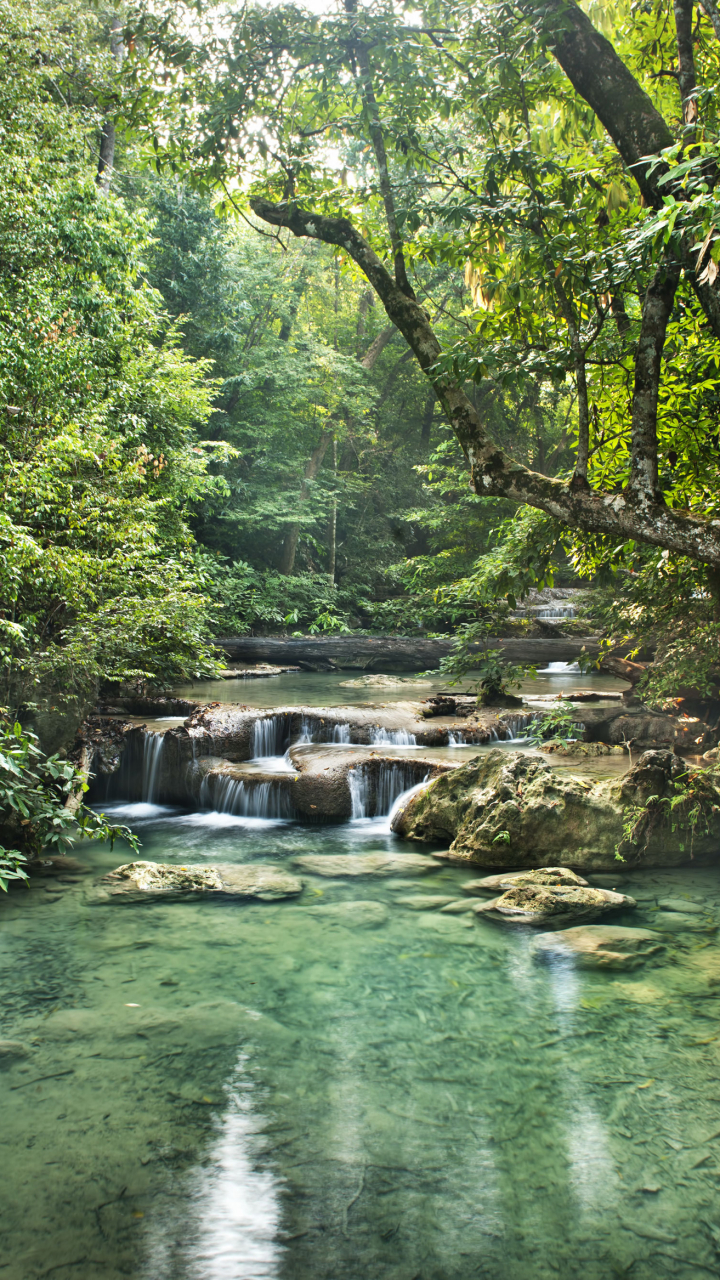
[3,0,720,734]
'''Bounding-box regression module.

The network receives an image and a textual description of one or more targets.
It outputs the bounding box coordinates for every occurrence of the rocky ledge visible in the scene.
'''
[91,860,303,903]
[392,748,720,871]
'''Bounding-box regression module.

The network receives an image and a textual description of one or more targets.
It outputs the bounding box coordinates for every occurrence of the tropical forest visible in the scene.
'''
[4,0,720,1274]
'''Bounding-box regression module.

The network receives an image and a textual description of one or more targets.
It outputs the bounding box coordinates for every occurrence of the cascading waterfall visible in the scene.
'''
[294,717,351,745]
[142,732,165,803]
[370,727,418,747]
[331,723,351,743]
[538,660,580,674]
[252,715,290,759]
[208,773,294,819]
[349,762,426,819]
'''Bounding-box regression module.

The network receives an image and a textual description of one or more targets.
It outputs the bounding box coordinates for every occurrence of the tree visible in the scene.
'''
[125,0,720,567]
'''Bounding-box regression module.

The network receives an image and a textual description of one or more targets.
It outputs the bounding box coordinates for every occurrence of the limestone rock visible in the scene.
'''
[392,748,720,871]
[396,894,458,910]
[473,884,635,926]
[292,852,440,878]
[534,925,664,969]
[657,897,703,914]
[539,741,626,757]
[0,1041,30,1063]
[462,867,589,893]
[307,900,389,928]
[93,860,303,902]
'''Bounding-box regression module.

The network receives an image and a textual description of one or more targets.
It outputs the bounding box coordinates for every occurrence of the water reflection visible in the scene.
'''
[143,1060,283,1280]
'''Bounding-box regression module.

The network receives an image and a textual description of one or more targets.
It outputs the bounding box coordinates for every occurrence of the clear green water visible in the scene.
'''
[172,667,626,708]
[4,799,720,1279]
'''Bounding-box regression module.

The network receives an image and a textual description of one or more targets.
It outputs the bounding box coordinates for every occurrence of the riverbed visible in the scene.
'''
[3,673,720,1280]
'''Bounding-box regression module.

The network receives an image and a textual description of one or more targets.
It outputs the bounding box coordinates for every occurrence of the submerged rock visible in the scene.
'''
[396,895,458,910]
[462,867,589,894]
[534,925,664,969]
[0,1040,30,1063]
[392,748,720,871]
[93,860,303,902]
[307,900,389,928]
[473,884,635,926]
[292,852,440,878]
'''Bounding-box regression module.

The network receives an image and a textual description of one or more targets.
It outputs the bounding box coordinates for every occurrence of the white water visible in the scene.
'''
[201,773,294,820]
[252,716,290,759]
[348,763,427,821]
[537,661,581,674]
[142,732,165,803]
[370,728,418,746]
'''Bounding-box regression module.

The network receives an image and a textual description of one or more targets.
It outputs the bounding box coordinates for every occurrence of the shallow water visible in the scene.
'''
[172,666,626,708]
[4,795,720,1280]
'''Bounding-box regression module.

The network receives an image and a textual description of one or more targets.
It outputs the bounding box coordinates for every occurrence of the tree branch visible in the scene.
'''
[250,196,720,566]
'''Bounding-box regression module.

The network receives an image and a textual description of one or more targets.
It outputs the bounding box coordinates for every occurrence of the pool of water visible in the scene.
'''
[3,799,720,1280]
[172,666,627,708]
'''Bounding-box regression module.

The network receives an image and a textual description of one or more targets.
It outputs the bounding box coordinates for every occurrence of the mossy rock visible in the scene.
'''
[473,884,635,926]
[392,749,720,871]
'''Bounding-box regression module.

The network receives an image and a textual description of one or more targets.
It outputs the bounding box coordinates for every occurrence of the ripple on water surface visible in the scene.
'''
[2,806,720,1280]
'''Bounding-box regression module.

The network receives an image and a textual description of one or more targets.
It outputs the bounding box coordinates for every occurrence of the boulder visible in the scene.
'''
[392,748,720,871]
[92,860,303,903]
[292,852,440,878]
[539,741,626,758]
[472,884,635,926]
[462,867,589,893]
[534,925,664,969]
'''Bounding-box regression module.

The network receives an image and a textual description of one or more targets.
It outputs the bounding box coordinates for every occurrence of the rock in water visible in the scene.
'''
[462,867,589,894]
[392,747,720,870]
[92,860,303,902]
[473,884,635,926]
[292,853,439,878]
[534,925,664,969]
[0,1041,30,1064]
[396,895,458,910]
[307,900,389,928]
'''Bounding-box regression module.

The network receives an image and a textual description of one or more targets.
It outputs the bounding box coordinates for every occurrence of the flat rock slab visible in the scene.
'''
[92,860,303,903]
[473,884,635,927]
[463,867,589,894]
[397,895,458,910]
[652,910,709,930]
[292,853,440,878]
[534,925,664,970]
[657,897,703,914]
[306,900,389,928]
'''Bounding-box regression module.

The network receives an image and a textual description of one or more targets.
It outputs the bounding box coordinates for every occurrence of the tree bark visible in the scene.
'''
[251,195,720,567]
[420,389,436,448]
[630,261,681,498]
[674,0,699,125]
[97,16,123,193]
[279,430,333,574]
[328,437,338,582]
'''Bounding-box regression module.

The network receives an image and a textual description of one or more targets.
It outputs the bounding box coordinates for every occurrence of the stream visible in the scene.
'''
[3,670,720,1279]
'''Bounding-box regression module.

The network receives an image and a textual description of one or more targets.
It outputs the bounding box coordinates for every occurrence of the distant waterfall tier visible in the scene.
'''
[142,732,165,803]
[296,717,351,744]
[369,728,417,746]
[252,714,292,758]
[348,762,428,819]
[200,772,295,819]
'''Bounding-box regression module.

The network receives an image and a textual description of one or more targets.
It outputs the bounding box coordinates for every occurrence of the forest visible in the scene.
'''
[6,1,720,1274]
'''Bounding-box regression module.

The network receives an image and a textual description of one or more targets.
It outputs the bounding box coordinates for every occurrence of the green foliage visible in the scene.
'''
[616,766,720,863]
[527,703,583,746]
[435,621,526,702]
[0,720,138,889]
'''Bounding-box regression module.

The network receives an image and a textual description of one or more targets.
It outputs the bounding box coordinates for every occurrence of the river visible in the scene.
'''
[2,671,720,1279]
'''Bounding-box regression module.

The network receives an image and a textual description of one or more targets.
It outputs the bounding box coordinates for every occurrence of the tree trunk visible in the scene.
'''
[97,16,123,193]
[420,390,435,449]
[279,431,333,574]
[328,438,338,582]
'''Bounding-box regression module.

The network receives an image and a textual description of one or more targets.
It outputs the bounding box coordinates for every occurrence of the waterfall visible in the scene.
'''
[142,732,165,803]
[387,777,431,828]
[348,768,369,819]
[349,762,425,818]
[210,774,294,819]
[295,717,351,745]
[447,731,465,746]
[370,727,418,746]
[252,715,290,759]
[538,660,580,674]
[331,723,351,743]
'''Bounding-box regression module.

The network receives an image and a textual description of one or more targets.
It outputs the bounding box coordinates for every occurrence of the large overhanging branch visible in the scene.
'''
[250,196,720,566]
